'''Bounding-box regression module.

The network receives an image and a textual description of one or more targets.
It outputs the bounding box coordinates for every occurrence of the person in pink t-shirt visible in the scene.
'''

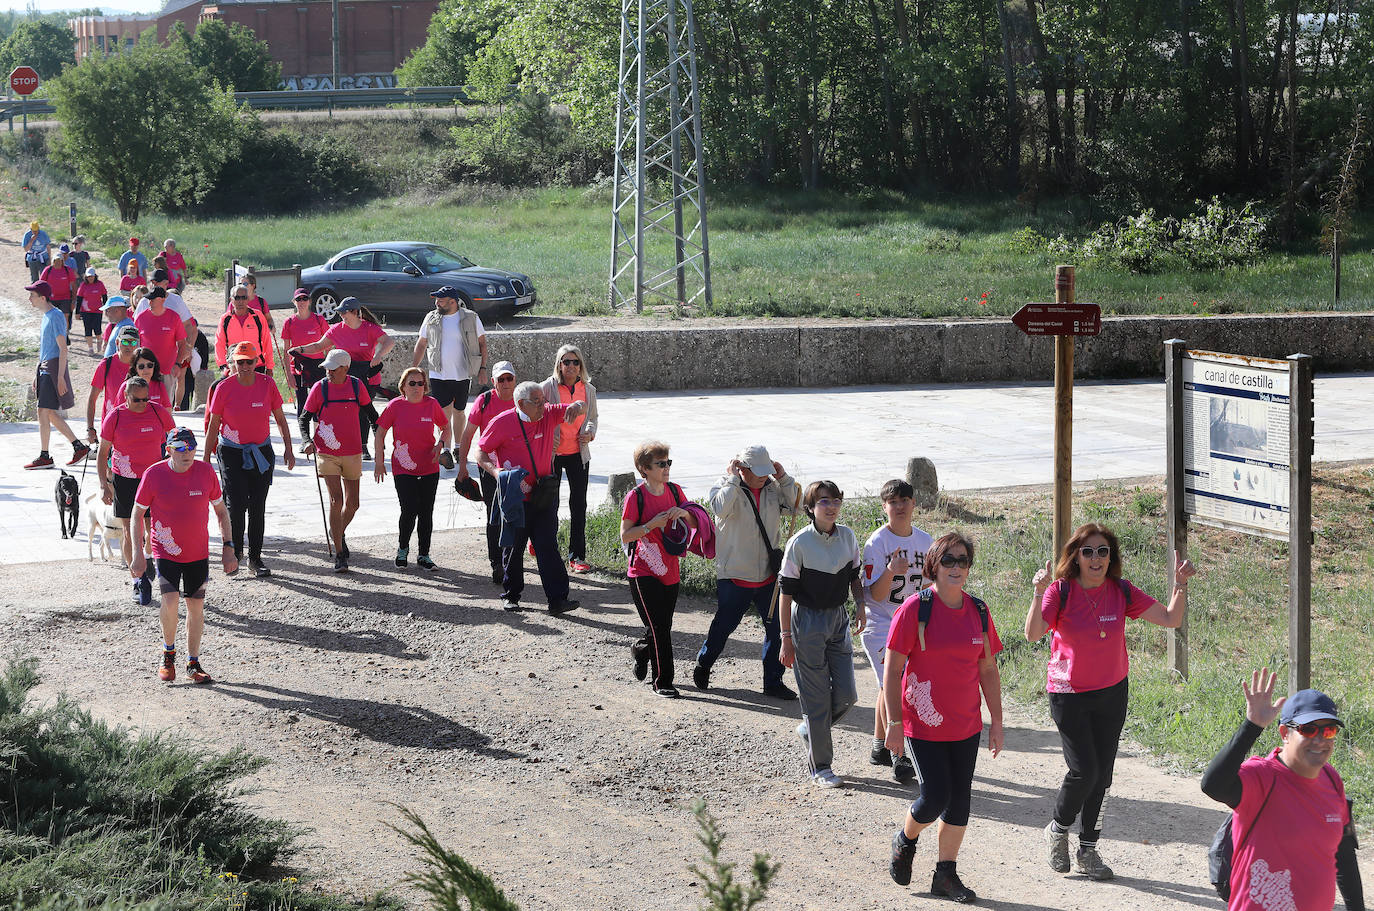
[162,239,187,292]
[885,532,1003,904]
[1025,523,1197,881]
[131,427,234,686]
[374,367,450,570]
[97,375,177,572]
[1202,669,1363,911]
[76,268,108,354]
[288,297,394,450]
[134,289,187,404]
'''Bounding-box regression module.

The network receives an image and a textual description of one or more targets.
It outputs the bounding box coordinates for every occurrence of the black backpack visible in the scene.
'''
[916,587,990,657]
[320,375,362,407]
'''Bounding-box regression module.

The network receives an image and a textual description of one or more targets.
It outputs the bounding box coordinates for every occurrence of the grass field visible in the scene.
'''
[570,465,1374,827]
[4,159,1371,319]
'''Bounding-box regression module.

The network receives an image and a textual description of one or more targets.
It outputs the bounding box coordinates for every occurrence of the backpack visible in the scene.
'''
[623,481,684,559]
[320,375,362,407]
[916,587,991,657]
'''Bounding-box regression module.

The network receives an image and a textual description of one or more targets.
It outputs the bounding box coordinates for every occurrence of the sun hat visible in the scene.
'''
[85,267,97,276]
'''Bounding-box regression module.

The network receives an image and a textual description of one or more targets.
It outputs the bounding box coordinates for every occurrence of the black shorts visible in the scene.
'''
[80,311,102,336]
[111,474,140,519]
[429,378,470,410]
[53,298,73,317]
[156,557,209,599]
[35,370,60,410]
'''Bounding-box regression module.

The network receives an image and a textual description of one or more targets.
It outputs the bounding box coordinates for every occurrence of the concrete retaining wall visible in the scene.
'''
[376,313,1374,391]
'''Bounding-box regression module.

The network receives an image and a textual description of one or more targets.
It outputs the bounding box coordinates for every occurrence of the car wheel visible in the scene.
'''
[312,290,340,321]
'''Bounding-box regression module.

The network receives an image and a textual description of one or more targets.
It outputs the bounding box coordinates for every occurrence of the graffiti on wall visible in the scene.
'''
[281,73,398,91]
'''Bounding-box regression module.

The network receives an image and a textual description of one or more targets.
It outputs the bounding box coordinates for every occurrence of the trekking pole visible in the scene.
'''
[767,486,804,620]
[311,451,334,557]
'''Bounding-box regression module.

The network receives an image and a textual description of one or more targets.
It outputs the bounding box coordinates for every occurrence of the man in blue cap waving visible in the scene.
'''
[1201,668,1363,911]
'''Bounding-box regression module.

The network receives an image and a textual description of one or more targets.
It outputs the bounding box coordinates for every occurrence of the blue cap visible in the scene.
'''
[1281,689,1343,727]
[337,296,362,312]
[430,286,462,300]
[166,427,197,449]
[661,517,691,556]
[102,295,129,311]
[59,243,70,253]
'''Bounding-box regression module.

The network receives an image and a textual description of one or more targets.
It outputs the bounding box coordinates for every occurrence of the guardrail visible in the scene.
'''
[0,84,491,125]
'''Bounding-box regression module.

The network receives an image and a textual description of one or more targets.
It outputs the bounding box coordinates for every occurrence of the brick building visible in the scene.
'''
[70,0,440,87]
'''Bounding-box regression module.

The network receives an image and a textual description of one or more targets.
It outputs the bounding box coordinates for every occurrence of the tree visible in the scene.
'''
[0,20,76,79]
[395,0,498,87]
[167,18,281,92]
[48,37,246,223]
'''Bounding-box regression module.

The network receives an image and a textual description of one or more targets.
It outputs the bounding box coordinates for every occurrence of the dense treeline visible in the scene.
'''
[401,0,1372,217]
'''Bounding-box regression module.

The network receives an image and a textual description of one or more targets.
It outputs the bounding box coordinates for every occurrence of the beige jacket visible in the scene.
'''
[709,472,799,583]
[418,306,483,379]
[539,376,598,465]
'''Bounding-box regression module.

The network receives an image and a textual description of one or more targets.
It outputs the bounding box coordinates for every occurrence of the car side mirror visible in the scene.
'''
[403,265,421,276]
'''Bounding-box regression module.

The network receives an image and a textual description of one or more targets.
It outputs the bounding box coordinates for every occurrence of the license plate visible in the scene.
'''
[516,295,532,305]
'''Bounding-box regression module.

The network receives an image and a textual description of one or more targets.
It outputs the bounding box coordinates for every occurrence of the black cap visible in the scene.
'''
[151,268,169,283]
[337,296,362,312]
[430,286,462,300]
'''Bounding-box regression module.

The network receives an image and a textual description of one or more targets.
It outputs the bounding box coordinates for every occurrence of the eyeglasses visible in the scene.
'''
[167,442,196,453]
[233,295,248,300]
[652,459,673,468]
[561,358,581,366]
[1079,545,1112,559]
[405,380,426,387]
[939,553,972,568]
[815,497,843,508]
[1293,721,1340,739]
[128,395,149,403]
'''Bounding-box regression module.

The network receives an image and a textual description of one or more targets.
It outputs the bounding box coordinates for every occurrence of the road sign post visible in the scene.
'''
[1288,353,1314,693]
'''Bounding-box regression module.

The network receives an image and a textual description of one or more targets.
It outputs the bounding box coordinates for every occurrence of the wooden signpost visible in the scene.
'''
[1012,266,1101,558]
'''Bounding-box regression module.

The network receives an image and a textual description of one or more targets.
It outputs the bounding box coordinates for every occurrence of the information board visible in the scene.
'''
[1181,350,1291,539]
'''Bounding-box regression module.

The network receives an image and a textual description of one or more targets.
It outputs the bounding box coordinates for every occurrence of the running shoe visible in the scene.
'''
[634,649,650,682]
[334,554,348,573]
[893,754,917,784]
[930,862,975,903]
[568,558,592,573]
[66,442,90,465]
[395,548,409,568]
[691,662,709,690]
[1074,845,1114,881]
[24,454,53,470]
[870,740,893,766]
[811,768,844,788]
[249,557,271,577]
[763,682,797,700]
[548,598,580,615]
[1045,822,1070,873]
[890,829,917,886]
[339,537,349,560]
[417,555,436,570]
[135,574,153,606]
[654,685,681,698]
[158,651,176,682]
[186,661,213,685]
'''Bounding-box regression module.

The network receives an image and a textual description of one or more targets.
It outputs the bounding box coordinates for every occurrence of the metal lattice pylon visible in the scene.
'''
[608,0,712,311]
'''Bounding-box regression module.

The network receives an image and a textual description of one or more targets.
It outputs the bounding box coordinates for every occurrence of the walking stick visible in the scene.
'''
[310,450,334,557]
[767,485,804,620]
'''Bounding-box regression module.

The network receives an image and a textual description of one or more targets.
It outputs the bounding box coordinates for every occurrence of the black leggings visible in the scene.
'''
[906,732,981,827]
[629,575,679,689]
[1049,676,1128,843]
[394,472,439,554]
[220,444,275,561]
[553,453,589,560]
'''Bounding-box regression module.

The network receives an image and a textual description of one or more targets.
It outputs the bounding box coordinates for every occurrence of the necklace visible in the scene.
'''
[1080,582,1108,639]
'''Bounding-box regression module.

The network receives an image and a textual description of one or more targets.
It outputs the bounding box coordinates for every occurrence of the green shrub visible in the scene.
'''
[1005,227,1047,255]
[191,127,378,216]
[1175,197,1268,270]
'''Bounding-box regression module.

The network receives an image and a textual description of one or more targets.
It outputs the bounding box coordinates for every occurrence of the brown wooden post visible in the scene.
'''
[1164,339,1189,679]
[1053,265,1075,558]
[1288,353,1313,693]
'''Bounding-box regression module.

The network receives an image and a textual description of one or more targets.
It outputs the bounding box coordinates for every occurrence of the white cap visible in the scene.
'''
[322,349,351,370]
[738,444,773,475]
[491,360,516,379]
[85,267,97,276]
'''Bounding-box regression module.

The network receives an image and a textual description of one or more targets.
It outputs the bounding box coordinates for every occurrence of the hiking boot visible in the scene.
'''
[395,548,409,567]
[1075,844,1114,881]
[249,557,271,578]
[893,754,917,784]
[186,661,213,685]
[158,651,176,682]
[890,829,917,886]
[417,555,437,571]
[870,739,893,766]
[66,442,91,465]
[24,453,54,470]
[763,682,797,700]
[931,861,975,903]
[1045,822,1070,873]
[692,662,710,690]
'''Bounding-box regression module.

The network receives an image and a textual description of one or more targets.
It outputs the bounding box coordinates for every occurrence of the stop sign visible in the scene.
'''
[9,66,39,96]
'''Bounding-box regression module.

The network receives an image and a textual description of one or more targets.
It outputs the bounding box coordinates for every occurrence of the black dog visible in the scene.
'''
[55,470,79,540]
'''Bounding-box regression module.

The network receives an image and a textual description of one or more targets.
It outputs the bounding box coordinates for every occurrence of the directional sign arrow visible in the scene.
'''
[1012,302,1102,337]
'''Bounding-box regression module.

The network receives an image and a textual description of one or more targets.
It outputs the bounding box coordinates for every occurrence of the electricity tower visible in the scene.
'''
[608,0,712,311]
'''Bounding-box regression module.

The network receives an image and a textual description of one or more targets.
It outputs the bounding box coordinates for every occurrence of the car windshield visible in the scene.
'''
[409,245,475,274]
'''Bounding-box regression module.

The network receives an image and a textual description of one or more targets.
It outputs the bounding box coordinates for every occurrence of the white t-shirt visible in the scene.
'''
[861,525,933,627]
[429,310,486,381]
[134,291,192,323]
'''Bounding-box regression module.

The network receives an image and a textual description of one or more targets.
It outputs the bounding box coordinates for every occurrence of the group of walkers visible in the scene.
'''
[21,233,1363,910]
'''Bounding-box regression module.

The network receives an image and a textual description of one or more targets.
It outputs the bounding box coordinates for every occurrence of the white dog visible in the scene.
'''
[86,491,124,563]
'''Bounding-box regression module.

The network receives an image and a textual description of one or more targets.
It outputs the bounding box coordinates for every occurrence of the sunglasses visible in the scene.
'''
[405,380,426,387]
[136,363,155,370]
[496,375,515,382]
[1079,545,1112,559]
[118,339,138,346]
[561,358,581,366]
[939,553,972,568]
[815,497,844,508]
[234,359,255,366]
[127,395,149,403]
[167,441,196,453]
[1293,721,1340,739]
[652,459,673,468]
[233,295,248,300]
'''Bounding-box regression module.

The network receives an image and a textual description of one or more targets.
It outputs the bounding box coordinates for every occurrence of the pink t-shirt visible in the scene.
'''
[134,307,186,374]
[622,482,686,585]
[101,402,175,478]
[281,313,329,375]
[120,275,144,293]
[77,280,107,313]
[1040,578,1153,694]
[465,389,516,431]
[163,250,187,283]
[91,356,132,422]
[304,376,371,457]
[1229,750,1348,911]
[208,374,283,446]
[147,378,171,411]
[887,589,1003,741]
[478,404,572,489]
[325,321,387,362]
[41,264,78,300]
[376,396,446,476]
[135,459,222,562]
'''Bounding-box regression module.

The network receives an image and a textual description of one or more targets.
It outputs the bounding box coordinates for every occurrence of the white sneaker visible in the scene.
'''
[812,768,844,789]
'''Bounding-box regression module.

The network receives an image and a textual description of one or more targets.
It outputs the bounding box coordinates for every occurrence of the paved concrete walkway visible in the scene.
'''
[5,374,1372,566]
